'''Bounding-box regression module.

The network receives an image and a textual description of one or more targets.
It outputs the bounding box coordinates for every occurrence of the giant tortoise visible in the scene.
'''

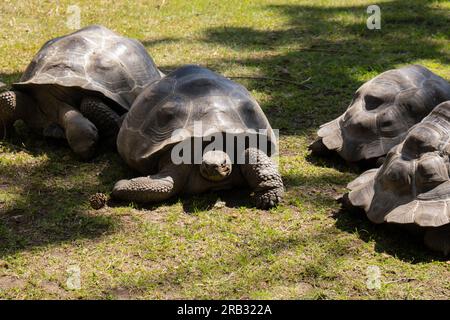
[346,101,450,254]
[111,65,284,209]
[0,25,162,159]
[310,65,450,164]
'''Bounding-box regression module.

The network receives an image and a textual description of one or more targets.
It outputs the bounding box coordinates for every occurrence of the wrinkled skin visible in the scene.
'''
[346,101,450,254]
[311,65,450,163]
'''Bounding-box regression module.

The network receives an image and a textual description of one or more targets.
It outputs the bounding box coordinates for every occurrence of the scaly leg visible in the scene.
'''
[240,148,284,209]
[0,90,41,138]
[112,161,190,203]
[80,97,121,148]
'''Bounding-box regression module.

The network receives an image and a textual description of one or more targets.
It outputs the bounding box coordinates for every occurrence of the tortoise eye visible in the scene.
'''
[364,95,384,111]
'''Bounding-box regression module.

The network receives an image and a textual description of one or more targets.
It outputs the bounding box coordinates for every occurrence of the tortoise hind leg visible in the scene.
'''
[80,97,121,149]
[58,102,98,160]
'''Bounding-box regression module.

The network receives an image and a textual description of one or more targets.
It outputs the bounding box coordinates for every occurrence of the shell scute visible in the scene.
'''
[14,25,161,112]
[118,65,275,174]
[347,101,450,228]
[315,65,450,162]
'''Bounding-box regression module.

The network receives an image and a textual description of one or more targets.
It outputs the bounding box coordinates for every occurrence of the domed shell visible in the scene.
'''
[347,101,450,228]
[13,25,161,112]
[316,65,450,162]
[118,65,277,174]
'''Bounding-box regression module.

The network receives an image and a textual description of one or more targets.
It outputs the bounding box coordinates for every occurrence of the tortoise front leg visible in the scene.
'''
[0,90,14,138]
[112,162,190,203]
[80,97,121,148]
[58,102,98,160]
[240,148,284,209]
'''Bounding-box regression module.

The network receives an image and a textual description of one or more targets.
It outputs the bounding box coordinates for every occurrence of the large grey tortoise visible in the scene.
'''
[346,101,450,254]
[112,65,284,209]
[310,65,450,164]
[0,25,162,159]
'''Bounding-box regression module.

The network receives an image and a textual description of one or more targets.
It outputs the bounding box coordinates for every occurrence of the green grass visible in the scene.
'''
[0,0,449,299]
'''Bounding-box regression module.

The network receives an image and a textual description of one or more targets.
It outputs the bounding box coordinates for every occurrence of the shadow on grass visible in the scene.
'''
[197,0,449,135]
[180,188,255,213]
[140,37,181,48]
[281,169,446,262]
[0,69,131,257]
[332,206,447,263]
[108,187,257,214]
[0,137,128,258]
[102,224,353,299]
[305,152,385,174]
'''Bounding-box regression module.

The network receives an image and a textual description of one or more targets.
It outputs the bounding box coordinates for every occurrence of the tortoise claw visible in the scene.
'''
[254,187,283,209]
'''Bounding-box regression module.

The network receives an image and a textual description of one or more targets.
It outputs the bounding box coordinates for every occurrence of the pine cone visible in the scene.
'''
[89,193,108,210]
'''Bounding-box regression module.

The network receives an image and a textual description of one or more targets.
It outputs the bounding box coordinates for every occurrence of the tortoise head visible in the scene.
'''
[200,149,232,181]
